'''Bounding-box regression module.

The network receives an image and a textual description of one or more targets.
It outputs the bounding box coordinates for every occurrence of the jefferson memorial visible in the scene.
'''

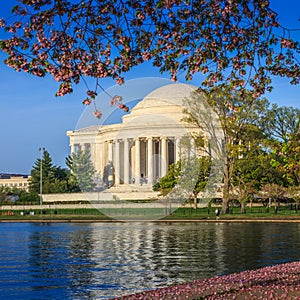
[67,83,207,188]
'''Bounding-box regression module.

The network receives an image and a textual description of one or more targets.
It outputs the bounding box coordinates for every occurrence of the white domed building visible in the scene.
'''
[67,83,211,188]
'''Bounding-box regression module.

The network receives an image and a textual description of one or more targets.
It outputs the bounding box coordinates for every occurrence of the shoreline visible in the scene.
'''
[2,218,300,223]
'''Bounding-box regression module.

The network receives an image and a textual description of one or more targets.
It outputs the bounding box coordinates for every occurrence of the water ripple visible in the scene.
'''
[0,222,300,299]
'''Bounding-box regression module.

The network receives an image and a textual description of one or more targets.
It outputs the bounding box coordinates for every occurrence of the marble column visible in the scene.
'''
[107,141,114,185]
[135,138,140,183]
[114,140,120,186]
[124,138,129,184]
[190,138,196,157]
[94,142,101,173]
[161,137,167,177]
[147,137,153,184]
[108,141,113,164]
[101,142,105,176]
[175,137,181,163]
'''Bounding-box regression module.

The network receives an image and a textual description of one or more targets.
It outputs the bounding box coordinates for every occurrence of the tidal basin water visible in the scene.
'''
[1,222,300,299]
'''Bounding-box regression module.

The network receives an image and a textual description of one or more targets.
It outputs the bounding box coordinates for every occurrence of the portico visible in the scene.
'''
[104,136,180,186]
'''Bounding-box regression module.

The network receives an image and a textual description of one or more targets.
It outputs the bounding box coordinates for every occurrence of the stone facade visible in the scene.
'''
[67,83,212,188]
[0,175,30,191]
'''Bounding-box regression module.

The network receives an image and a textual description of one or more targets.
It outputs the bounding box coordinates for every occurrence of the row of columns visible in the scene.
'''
[108,137,181,186]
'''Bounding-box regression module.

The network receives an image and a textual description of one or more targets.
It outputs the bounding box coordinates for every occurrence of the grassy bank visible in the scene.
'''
[1,205,300,221]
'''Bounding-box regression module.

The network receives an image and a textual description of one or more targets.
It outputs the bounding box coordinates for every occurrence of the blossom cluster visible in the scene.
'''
[113,261,300,299]
[82,91,128,119]
[1,0,300,104]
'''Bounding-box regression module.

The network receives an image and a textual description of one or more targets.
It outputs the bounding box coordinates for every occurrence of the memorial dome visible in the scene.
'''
[122,83,197,124]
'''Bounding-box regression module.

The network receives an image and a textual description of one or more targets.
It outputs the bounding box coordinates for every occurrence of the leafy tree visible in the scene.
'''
[17,190,39,204]
[263,105,300,142]
[260,183,286,210]
[232,148,287,213]
[153,161,181,196]
[154,157,211,209]
[53,166,80,193]
[234,151,287,188]
[0,186,11,203]
[1,1,300,113]
[191,157,211,209]
[272,120,300,186]
[66,149,96,192]
[230,181,256,214]
[288,186,300,209]
[183,87,269,214]
[0,186,39,204]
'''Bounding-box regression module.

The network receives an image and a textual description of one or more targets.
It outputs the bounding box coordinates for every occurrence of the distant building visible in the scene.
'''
[0,174,11,179]
[0,174,30,191]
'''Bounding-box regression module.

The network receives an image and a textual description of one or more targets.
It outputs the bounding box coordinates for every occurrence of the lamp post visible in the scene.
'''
[39,147,45,211]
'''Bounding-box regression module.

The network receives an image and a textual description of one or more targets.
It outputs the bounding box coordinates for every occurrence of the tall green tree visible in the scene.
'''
[66,149,96,192]
[265,106,300,186]
[263,105,300,142]
[232,149,287,213]
[29,149,56,194]
[52,166,80,193]
[272,122,300,186]
[183,87,269,214]
[233,152,287,189]
[29,149,79,193]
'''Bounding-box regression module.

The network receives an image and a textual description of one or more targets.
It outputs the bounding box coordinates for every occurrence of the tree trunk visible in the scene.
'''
[222,196,229,214]
[193,192,197,209]
[241,202,246,214]
[221,164,230,214]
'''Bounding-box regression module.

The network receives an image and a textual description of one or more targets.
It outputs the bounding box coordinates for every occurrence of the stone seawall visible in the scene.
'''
[0,203,95,210]
[41,191,160,202]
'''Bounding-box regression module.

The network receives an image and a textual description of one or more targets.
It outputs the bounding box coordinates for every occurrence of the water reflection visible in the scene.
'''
[0,222,300,299]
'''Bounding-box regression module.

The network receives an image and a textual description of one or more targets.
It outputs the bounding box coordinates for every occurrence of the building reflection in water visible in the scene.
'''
[3,222,298,299]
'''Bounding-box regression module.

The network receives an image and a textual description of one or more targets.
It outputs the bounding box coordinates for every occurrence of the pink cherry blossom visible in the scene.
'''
[93,110,102,119]
[82,98,91,105]
[1,0,300,118]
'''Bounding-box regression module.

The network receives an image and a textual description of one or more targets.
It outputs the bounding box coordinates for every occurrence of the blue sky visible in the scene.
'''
[0,1,300,174]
